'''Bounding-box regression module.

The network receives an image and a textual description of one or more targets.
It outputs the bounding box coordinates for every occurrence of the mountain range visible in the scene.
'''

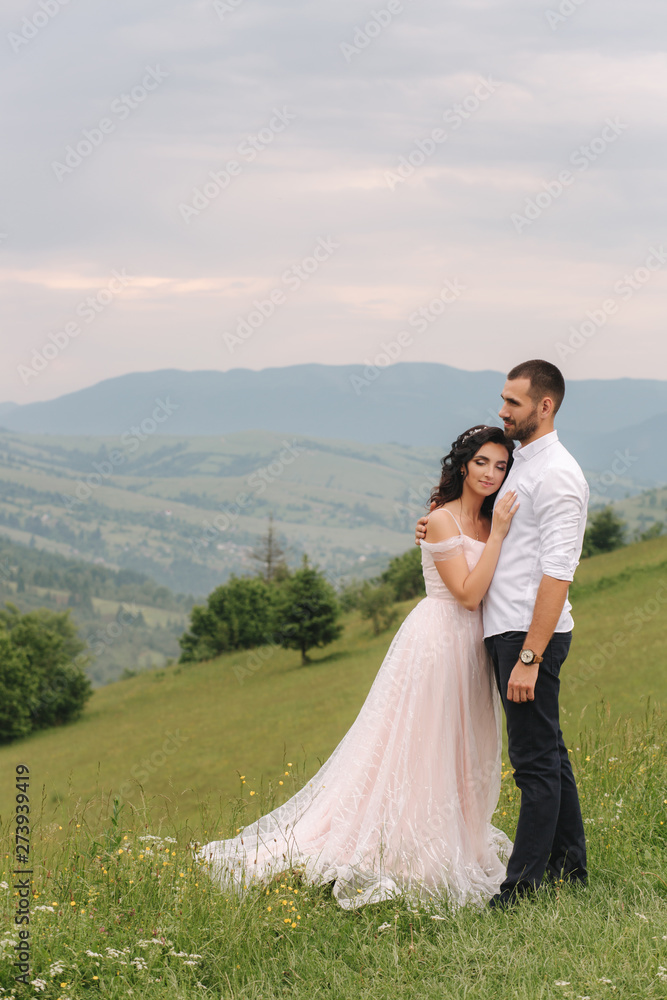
[1,364,665,485]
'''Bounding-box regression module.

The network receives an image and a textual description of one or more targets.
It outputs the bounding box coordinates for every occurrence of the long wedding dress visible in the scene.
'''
[198,513,511,909]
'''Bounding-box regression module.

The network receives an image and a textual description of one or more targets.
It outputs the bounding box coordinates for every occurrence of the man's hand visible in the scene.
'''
[415,502,437,545]
[507,661,539,703]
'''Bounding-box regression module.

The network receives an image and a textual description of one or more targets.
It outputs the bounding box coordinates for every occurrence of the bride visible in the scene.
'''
[198,425,518,909]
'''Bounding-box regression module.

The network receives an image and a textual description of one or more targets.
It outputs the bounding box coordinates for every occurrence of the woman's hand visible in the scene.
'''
[490,490,519,540]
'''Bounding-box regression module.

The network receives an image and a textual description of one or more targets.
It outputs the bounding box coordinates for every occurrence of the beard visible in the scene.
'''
[505,407,540,443]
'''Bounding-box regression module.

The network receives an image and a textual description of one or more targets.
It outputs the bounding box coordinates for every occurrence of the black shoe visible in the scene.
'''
[488,884,537,909]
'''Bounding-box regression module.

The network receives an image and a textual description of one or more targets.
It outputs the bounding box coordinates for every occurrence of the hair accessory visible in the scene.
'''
[460,426,488,444]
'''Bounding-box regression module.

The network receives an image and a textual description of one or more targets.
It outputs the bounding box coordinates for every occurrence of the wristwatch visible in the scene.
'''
[519,648,543,665]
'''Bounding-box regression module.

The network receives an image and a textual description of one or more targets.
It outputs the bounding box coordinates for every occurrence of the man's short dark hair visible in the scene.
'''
[507,359,565,414]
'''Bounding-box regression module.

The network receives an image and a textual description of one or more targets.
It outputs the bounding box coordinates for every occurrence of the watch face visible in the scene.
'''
[520,650,533,664]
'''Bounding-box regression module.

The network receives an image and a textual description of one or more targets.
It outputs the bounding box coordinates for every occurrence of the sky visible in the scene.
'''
[2,0,667,404]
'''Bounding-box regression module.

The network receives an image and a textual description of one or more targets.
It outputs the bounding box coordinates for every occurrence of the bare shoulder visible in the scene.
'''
[424,505,460,543]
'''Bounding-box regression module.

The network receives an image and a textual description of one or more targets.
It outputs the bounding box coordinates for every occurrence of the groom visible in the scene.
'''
[416,359,588,906]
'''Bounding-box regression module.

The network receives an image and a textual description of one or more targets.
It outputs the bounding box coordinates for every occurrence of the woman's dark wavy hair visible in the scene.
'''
[428,425,514,519]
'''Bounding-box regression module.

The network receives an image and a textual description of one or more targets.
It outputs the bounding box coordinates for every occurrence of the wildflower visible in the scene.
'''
[598,979,613,984]
[658,967,667,982]
[554,983,570,987]
[431,915,446,921]
[30,980,47,992]
[85,950,103,958]
[635,913,649,921]
[378,922,391,931]
[34,905,55,912]
[0,882,8,890]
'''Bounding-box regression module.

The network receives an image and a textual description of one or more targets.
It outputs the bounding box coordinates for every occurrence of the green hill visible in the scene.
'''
[0,535,192,685]
[0,536,665,832]
[0,428,443,596]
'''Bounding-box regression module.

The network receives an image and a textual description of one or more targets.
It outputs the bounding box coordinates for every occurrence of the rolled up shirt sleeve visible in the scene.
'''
[533,467,588,582]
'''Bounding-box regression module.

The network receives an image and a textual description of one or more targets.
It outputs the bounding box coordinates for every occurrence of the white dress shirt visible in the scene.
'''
[482,430,589,639]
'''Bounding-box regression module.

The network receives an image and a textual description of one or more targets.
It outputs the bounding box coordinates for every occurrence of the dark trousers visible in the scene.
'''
[484,630,587,894]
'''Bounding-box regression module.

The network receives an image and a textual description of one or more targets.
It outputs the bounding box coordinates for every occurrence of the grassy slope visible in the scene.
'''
[0,537,666,833]
[0,429,442,592]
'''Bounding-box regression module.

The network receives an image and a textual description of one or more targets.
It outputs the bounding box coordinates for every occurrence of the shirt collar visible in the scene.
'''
[513,429,559,462]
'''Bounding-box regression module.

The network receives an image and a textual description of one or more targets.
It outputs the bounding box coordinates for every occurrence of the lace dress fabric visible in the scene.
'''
[198,532,511,909]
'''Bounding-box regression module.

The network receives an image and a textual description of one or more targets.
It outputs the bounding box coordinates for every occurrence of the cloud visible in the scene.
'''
[1,0,666,402]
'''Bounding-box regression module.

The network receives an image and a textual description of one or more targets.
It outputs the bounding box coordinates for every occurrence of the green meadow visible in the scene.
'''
[0,537,666,997]
[0,536,666,830]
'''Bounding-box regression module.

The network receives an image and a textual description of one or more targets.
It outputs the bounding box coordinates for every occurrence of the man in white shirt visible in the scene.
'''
[417,359,588,906]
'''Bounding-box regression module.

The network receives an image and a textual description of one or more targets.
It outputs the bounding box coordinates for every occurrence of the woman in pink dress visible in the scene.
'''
[198,425,518,909]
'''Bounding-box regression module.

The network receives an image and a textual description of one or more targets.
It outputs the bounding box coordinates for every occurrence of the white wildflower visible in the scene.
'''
[377,922,391,932]
[0,882,8,890]
[48,961,66,977]
[30,981,47,992]
[34,905,55,912]
[85,950,103,958]
[598,978,613,984]
[554,982,571,987]
[131,957,148,970]
[430,914,446,921]
[608,757,618,762]
[657,966,667,981]
[183,960,199,966]
[635,912,649,921]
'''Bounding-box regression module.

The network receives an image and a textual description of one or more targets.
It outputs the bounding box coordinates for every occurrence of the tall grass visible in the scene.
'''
[1,709,665,999]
